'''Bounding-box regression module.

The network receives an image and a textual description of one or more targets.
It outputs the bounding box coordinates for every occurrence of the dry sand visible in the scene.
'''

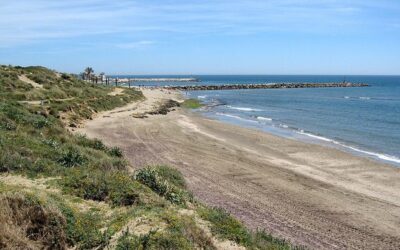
[77,89,400,250]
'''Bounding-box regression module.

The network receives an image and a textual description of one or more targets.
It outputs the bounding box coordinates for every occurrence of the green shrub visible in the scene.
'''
[61,169,140,206]
[62,169,109,201]
[135,166,188,205]
[155,165,186,189]
[251,230,295,250]
[108,172,140,206]
[0,152,31,173]
[110,158,128,170]
[122,214,216,250]
[41,138,60,149]
[198,207,251,246]
[116,230,192,250]
[61,73,72,80]
[116,230,141,249]
[161,212,215,249]
[32,117,50,129]
[56,202,109,249]
[135,167,167,194]
[75,135,106,151]
[0,117,17,131]
[144,231,192,250]
[108,146,123,157]
[57,147,86,168]
[198,207,299,249]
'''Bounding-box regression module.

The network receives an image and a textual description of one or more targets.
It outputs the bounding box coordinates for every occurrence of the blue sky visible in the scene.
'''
[0,0,399,75]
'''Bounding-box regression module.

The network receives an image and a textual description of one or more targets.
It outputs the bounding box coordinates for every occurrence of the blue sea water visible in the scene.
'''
[118,75,400,166]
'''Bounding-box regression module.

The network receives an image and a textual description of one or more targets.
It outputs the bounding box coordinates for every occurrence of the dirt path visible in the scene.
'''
[108,87,125,96]
[77,90,400,250]
[18,75,43,88]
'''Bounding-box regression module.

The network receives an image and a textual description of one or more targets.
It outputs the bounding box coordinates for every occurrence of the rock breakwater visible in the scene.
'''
[164,82,369,91]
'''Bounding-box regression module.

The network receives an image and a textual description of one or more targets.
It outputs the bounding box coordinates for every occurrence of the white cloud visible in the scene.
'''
[116,40,156,49]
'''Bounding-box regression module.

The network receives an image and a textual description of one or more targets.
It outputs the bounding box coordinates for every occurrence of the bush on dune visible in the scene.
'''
[135,166,189,205]
[61,168,140,207]
[58,204,109,249]
[198,206,299,250]
[198,206,251,246]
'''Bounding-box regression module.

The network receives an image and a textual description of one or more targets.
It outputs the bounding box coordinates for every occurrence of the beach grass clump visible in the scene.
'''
[198,206,299,249]
[116,230,142,249]
[152,165,186,189]
[59,205,109,249]
[250,230,299,250]
[75,135,106,151]
[57,146,87,168]
[116,230,193,250]
[61,168,140,207]
[198,206,252,246]
[108,146,124,158]
[135,166,189,205]
[160,211,215,249]
[45,193,111,249]
[116,212,215,250]
[181,98,203,109]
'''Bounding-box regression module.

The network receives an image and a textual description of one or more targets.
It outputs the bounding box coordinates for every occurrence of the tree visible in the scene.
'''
[84,67,94,80]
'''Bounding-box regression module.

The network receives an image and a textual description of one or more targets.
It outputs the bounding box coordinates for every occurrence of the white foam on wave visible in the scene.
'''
[227,106,262,112]
[344,96,350,99]
[257,116,273,121]
[280,124,289,129]
[359,97,370,100]
[297,131,400,164]
[298,131,334,142]
[197,95,207,99]
[342,145,400,164]
[216,113,258,123]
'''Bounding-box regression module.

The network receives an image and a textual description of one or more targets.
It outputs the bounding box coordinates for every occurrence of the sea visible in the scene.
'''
[117,75,400,166]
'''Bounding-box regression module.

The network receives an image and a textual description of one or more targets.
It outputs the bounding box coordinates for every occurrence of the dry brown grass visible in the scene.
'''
[0,193,67,250]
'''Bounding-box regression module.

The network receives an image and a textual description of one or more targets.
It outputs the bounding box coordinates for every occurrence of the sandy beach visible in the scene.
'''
[77,88,400,250]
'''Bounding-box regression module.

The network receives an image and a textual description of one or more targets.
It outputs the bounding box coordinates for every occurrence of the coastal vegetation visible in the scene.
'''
[181,98,203,109]
[0,65,298,249]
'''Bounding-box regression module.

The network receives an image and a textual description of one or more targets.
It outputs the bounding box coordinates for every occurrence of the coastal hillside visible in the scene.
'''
[0,65,296,250]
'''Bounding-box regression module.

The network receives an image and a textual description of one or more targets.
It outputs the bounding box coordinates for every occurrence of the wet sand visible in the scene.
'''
[77,89,400,249]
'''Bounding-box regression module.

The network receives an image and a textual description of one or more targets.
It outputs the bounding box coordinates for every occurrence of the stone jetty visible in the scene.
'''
[113,77,199,83]
[164,82,369,91]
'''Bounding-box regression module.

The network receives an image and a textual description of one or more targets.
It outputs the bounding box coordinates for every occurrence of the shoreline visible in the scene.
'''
[77,88,400,249]
[198,108,400,167]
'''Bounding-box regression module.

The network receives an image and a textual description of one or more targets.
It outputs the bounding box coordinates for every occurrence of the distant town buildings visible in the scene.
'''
[80,67,107,83]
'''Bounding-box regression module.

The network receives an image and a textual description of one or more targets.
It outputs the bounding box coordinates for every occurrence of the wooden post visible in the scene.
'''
[115,78,118,87]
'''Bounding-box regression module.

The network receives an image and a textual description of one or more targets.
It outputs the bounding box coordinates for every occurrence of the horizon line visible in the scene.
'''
[106,73,400,77]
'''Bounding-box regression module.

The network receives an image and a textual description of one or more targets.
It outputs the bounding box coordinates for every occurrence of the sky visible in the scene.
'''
[0,0,399,75]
